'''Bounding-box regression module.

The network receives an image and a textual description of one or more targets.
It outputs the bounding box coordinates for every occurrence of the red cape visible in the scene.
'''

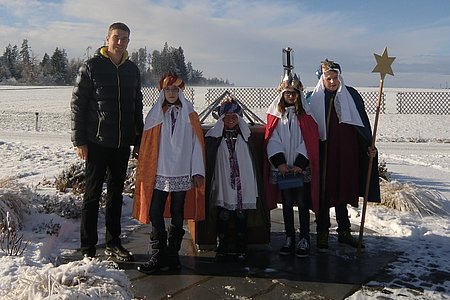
[263,113,320,213]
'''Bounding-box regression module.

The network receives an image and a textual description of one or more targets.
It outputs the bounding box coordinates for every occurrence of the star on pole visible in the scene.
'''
[372,47,395,80]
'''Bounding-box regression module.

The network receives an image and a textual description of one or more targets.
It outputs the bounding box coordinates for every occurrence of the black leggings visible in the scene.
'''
[150,189,186,233]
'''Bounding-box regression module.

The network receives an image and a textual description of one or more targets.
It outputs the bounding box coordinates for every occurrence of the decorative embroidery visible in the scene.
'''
[168,105,179,134]
[224,129,243,210]
[154,175,192,192]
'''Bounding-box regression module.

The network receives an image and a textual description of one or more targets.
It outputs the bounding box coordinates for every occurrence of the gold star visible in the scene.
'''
[372,47,395,80]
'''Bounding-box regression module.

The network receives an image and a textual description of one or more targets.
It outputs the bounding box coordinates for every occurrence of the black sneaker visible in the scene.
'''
[317,231,329,253]
[279,236,295,255]
[82,247,96,259]
[296,238,310,258]
[105,244,134,261]
[338,230,365,248]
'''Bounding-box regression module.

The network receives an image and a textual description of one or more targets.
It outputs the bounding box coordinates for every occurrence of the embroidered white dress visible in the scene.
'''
[206,116,258,210]
[143,90,204,192]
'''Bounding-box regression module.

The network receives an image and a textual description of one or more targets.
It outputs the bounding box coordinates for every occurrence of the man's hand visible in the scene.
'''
[76,145,88,160]
[367,146,377,158]
[132,146,140,159]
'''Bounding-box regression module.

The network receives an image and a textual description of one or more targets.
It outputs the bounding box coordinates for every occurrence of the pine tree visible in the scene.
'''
[0,44,19,81]
[50,47,68,84]
[18,39,35,84]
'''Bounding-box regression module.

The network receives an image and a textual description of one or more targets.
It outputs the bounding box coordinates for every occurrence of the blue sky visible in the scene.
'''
[1,0,449,88]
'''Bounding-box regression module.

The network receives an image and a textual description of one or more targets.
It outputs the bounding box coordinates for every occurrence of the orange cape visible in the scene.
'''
[132,112,206,224]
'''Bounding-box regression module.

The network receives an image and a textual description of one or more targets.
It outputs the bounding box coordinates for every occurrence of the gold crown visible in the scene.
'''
[321,59,341,74]
[277,72,303,92]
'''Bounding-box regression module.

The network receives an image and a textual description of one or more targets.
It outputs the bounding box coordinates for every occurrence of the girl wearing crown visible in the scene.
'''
[132,72,205,274]
[264,72,320,257]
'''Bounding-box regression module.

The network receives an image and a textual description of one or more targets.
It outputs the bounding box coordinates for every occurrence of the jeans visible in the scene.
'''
[281,187,310,240]
[80,143,130,253]
[150,189,186,233]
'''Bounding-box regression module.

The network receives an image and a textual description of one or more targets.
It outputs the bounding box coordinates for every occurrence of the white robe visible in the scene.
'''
[266,93,309,170]
[308,74,364,141]
[206,115,258,210]
[143,90,204,191]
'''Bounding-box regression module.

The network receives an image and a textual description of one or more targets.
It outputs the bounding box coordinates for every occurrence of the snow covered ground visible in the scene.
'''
[0,86,449,299]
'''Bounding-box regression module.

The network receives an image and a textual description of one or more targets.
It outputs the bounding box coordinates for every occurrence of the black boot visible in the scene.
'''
[215,233,228,262]
[235,210,248,262]
[215,208,230,262]
[338,230,364,248]
[167,226,185,270]
[137,231,169,274]
[235,232,247,262]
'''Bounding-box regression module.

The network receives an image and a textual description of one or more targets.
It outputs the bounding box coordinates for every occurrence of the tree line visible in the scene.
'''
[0,39,233,87]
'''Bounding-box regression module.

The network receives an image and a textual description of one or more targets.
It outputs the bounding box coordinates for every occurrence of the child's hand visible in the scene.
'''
[193,175,204,188]
[277,163,289,175]
[290,166,303,174]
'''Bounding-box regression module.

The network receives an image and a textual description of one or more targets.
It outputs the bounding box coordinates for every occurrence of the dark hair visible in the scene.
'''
[108,22,130,37]
[278,90,305,115]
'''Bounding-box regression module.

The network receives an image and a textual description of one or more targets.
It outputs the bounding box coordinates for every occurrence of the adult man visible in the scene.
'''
[308,59,380,251]
[71,22,144,260]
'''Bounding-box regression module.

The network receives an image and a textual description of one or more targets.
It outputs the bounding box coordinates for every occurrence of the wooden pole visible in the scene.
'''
[357,78,384,253]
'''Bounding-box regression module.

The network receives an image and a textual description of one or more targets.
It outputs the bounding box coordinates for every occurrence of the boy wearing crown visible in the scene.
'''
[308,59,380,251]
[264,72,320,257]
[204,97,259,262]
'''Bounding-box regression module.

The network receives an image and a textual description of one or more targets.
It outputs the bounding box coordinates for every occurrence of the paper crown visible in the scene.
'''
[316,59,342,79]
[217,95,243,117]
[277,72,303,92]
[158,73,185,91]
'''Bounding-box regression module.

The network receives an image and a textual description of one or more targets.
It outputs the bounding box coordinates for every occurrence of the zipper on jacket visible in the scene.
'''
[117,66,122,148]
[96,111,103,140]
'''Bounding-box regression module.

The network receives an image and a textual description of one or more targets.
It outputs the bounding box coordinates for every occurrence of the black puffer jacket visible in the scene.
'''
[71,47,144,148]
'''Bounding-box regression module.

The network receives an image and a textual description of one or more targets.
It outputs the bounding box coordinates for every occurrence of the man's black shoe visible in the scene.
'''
[105,244,134,261]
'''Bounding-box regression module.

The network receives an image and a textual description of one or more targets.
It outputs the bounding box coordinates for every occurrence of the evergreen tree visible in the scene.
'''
[130,47,151,85]
[40,53,52,76]
[0,44,19,81]
[66,57,84,85]
[173,46,188,82]
[50,47,68,84]
[186,62,203,85]
[0,39,233,86]
[18,39,35,83]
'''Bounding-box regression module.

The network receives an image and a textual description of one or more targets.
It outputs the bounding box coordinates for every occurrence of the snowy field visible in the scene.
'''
[0,86,449,299]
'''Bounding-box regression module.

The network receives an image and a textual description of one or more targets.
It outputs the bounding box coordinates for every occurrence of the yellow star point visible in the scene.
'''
[372,47,395,80]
